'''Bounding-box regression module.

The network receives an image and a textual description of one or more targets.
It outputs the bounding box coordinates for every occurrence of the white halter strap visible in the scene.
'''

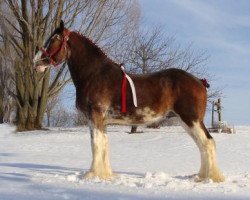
[121,65,138,107]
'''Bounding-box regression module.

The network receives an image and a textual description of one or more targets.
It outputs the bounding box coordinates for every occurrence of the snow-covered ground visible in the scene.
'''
[0,124,250,200]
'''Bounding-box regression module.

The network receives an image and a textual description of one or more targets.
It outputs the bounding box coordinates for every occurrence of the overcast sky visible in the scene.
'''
[139,0,250,125]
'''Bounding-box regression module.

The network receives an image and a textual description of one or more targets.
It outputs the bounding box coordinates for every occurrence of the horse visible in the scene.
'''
[33,21,224,182]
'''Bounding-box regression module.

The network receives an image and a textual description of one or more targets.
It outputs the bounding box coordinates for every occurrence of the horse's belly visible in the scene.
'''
[106,107,164,125]
[107,116,163,125]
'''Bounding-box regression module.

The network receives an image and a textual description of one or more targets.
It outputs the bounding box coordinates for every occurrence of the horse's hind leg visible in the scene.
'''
[180,119,225,182]
[84,111,113,180]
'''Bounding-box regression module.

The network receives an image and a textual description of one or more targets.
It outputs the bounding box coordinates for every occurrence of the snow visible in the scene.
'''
[0,124,250,200]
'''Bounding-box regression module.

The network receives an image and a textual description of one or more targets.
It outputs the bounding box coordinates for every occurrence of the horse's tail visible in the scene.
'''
[200,78,210,88]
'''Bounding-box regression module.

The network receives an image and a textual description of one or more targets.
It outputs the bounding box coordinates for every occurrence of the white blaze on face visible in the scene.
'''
[33,50,49,72]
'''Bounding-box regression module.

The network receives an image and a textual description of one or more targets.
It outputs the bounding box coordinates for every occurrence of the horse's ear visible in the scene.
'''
[59,20,64,32]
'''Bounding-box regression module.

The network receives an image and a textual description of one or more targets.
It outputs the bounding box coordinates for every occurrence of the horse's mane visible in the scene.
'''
[74,31,120,67]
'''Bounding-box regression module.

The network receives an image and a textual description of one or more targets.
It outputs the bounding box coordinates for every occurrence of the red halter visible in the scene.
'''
[40,29,71,67]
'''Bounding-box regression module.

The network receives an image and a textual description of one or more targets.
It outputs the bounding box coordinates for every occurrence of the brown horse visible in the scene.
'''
[33,21,224,182]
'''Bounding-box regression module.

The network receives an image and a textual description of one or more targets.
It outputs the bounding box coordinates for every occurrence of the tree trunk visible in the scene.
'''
[0,86,4,123]
[47,112,51,127]
[15,62,49,132]
[16,106,44,131]
[0,108,3,123]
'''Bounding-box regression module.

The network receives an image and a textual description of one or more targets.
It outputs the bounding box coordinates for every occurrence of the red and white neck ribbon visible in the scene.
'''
[121,65,137,113]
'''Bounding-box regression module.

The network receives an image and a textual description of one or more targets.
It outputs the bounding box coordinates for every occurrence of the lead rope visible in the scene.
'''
[121,64,138,113]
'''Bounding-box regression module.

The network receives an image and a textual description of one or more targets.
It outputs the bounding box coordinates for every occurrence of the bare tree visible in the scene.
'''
[0,57,14,123]
[74,110,88,126]
[0,23,15,123]
[0,0,140,131]
[0,80,4,123]
[46,99,73,127]
[45,95,59,127]
[126,26,208,75]
[52,107,72,127]
[0,57,6,123]
[0,0,76,130]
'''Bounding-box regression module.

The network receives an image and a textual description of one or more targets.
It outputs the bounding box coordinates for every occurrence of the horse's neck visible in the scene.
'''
[67,33,111,90]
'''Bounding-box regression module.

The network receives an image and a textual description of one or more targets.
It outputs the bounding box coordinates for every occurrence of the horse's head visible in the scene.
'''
[33,20,71,72]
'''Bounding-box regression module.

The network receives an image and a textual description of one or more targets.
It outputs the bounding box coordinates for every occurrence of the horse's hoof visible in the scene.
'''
[194,175,203,182]
[195,173,225,183]
[83,171,95,179]
[210,173,225,183]
[83,171,115,180]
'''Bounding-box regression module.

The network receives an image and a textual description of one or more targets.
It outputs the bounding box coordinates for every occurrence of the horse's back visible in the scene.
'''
[131,68,206,105]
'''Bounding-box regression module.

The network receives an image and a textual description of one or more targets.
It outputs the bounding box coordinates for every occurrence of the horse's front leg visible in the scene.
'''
[84,118,113,180]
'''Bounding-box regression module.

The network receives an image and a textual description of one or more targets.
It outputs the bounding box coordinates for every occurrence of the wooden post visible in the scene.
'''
[211,101,214,128]
[217,98,222,122]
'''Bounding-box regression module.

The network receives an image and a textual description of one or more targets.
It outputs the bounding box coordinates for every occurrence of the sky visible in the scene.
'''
[139,0,250,125]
